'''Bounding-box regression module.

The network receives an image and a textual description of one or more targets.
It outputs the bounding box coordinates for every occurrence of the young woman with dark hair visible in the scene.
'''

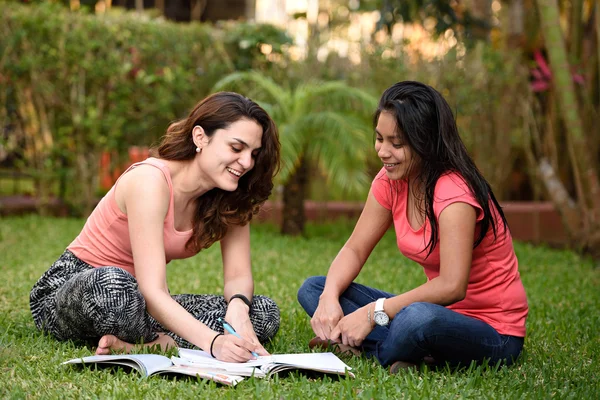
[31,92,281,362]
[298,81,528,372]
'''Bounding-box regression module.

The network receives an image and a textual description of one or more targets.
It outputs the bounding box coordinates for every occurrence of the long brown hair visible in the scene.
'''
[154,92,280,252]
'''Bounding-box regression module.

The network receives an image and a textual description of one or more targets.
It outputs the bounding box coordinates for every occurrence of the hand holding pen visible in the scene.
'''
[218,317,260,358]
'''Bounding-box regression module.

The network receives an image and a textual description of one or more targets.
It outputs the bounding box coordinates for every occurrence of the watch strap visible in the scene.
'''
[375,298,386,313]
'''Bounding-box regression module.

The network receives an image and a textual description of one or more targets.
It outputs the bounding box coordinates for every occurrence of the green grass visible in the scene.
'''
[1,215,598,399]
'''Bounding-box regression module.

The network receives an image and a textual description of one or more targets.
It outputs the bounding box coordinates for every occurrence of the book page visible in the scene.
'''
[171,356,265,378]
[266,352,353,374]
[177,348,269,368]
[176,348,353,378]
[62,354,173,377]
[159,365,245,386]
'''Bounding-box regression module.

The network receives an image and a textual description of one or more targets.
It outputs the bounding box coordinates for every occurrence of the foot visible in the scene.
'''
[95,333,176,355]
[389,360,419,374]
[308,336,362,357]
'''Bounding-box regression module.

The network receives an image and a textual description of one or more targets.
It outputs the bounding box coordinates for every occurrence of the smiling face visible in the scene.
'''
[375,111,418,181]
[194,118,263,192]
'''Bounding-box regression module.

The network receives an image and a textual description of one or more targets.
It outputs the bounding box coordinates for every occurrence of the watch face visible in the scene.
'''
[374,311,389,326]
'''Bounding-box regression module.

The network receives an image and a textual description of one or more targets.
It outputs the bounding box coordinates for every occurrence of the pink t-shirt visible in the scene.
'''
[68,158,197,276]
[371,168,528,337]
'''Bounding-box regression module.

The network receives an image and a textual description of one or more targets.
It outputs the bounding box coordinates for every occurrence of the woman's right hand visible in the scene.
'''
[310,295,344,341]
[212,333,261,363]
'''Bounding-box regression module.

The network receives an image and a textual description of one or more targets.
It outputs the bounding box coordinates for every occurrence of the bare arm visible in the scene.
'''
[311,189,392,339]
[120,167,257,361]
[219,223,268,355]
[381,202,475,316]
[331,201,476,347]
[221,223,253,304]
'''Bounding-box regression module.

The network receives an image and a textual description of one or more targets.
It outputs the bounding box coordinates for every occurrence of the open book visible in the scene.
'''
[62,348,354,385]
[61,353,244,386]
[176,348,355,378]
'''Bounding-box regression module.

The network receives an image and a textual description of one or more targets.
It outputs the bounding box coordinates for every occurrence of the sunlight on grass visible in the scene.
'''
[1,215,598,399]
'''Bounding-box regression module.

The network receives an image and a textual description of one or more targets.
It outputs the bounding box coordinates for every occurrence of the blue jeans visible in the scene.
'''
[297,276,524,368]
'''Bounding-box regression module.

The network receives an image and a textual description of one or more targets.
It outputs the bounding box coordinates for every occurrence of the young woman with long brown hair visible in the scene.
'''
[31,92,281,362]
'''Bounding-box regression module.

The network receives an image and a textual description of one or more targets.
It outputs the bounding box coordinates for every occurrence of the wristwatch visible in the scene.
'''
[373,298,390,326]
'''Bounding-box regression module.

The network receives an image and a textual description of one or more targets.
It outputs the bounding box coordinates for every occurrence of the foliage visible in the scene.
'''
[265,38,533,201]
[1,0,544,212]
[214,72,377,188]
[4,0,597,228]
[220,21,294,71]
[342,0,491,42]
[1,216,599,398]
[213,71,378,234]
[0,2,231,214]
[527,0,600,260]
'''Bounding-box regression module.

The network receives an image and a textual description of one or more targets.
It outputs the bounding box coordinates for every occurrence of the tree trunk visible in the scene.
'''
[155,0,165,16]
[537,0,594,204]
[506,0,524,49]
[281,158,308,236]
[190,0,206,21]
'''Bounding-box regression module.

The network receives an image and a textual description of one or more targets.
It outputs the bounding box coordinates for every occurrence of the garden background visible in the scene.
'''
[0,0,599,398]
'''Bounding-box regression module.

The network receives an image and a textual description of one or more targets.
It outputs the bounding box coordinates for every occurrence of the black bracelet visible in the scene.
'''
[229,293,252,308]
[210,333,223,358]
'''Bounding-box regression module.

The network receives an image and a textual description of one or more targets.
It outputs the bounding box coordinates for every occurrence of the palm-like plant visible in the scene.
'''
[213,71,378,235]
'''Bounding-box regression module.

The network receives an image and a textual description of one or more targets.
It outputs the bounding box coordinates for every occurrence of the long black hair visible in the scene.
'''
[374,81,507,257]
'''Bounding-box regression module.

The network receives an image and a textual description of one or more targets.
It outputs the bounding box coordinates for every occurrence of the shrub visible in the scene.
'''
[0,2,232,214]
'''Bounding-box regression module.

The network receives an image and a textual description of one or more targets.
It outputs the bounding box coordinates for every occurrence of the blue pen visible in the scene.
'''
[218,317,259,357]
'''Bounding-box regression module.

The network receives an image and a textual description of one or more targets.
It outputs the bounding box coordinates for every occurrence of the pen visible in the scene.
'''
[218,317,259,357]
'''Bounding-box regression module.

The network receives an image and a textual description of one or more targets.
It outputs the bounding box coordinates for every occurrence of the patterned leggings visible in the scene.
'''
[30,250,280,349]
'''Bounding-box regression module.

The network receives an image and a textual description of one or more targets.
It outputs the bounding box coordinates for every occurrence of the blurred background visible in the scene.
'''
[0,0,598,258]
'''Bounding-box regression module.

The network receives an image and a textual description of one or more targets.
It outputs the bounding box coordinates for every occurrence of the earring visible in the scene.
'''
[196,147,201,153]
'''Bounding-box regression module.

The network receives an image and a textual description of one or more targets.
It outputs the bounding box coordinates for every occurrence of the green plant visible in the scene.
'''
[213,71,378,235]
[0,2,231,215]
[220,21,293,71]
[529,0,600,261]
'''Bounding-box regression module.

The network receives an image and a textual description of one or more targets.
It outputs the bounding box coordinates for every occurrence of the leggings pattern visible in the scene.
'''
[30,250,280,348]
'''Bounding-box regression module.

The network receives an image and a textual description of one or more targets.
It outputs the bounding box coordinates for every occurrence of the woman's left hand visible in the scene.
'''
[224,302,269,356]
[330,305,373,348]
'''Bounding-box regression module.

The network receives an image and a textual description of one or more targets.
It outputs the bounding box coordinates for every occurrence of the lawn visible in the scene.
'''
[1,215,598,399]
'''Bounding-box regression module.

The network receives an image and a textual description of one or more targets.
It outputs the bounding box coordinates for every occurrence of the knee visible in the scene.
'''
[297,276,325,307]
[253,295,280,316]
[251,295,281,343]
[93,266,137,286]
[74,267,143,317]
[393,302,441,334]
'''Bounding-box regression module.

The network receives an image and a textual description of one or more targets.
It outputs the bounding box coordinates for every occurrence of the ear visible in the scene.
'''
[192,125,208,149]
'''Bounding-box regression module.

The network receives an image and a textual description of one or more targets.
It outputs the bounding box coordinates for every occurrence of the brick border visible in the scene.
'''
[258,200,568,246]
[0,196,567,246]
